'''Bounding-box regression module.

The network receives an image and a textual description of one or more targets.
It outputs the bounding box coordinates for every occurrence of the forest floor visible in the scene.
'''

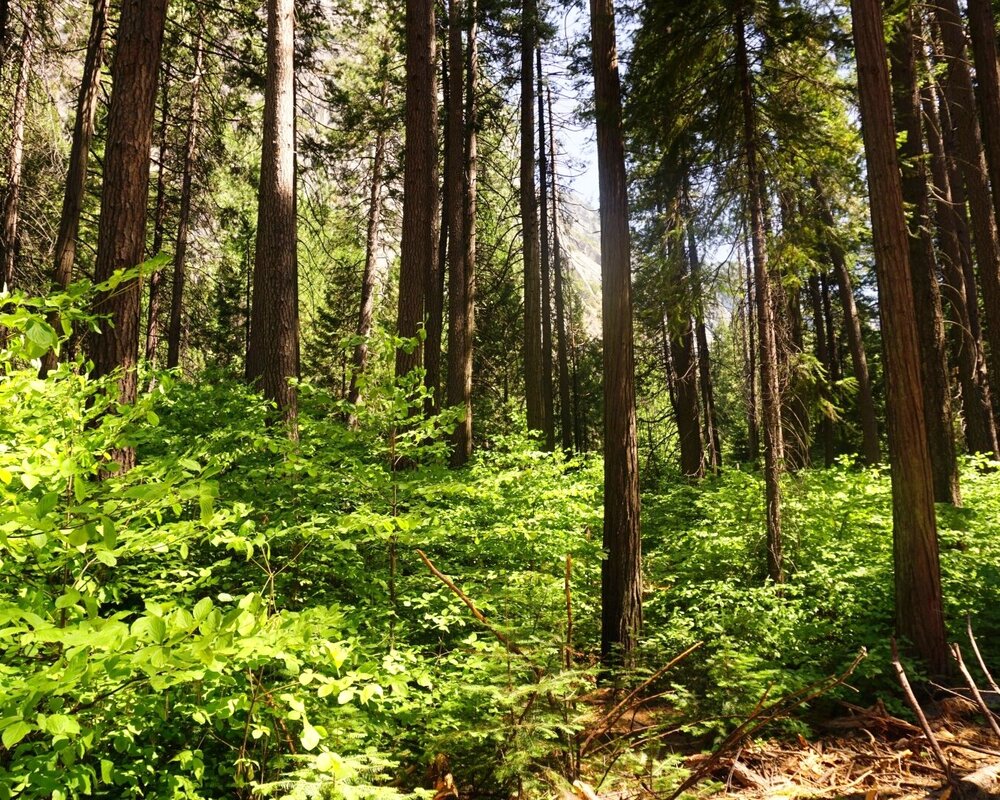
[573,697,1000,800]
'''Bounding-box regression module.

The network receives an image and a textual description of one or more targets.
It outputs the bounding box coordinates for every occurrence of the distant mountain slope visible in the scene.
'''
[557,193,603,337]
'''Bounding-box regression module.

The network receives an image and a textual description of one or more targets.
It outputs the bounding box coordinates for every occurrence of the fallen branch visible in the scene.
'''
[890,637,957,787]
[581,641,704,755]
[951,642,1000,743]
[968,615,1000,696]
[416,548,525,658]
[663,648,868,800]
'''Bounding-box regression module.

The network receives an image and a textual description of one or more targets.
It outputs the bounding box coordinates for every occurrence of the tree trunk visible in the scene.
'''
[0,1,36,300]
[166,31,204,372]
[40,0,107,377]
[850,0,948,674]
[921,55,999,457]
[744,239,760,461]
[424,43,446,416]
[684,178,721,472]
[144,72,170,366]
[889,8,961,505]
[246,0,300,434]
[736,10,783,584]
[537,47,555,451]
[549,86,573,453]
[347,120,387,420]
[87,0,168,473]
[445,0,474,465]
[809,274,836,467]
[665,233,704,480]
[931,0,1000,420]
[812,176,882,465]
[590,0,642,668]
[521,0,544,434]
[967,0,1000,235]
[396,0,437,383]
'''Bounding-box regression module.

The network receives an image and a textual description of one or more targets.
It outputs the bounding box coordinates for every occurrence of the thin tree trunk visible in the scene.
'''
[889,8,961,505]
[821,272,842,384]
[921,60,999,456]
[744,240,760,461]
[347,124,387,419]
[88,0,168,472]
[246,0,300,434]
[166,30,205,371]
[396,0,437,383]
[931,0,1000,418]
[446,0,474,465]
[590,0,642,667]
[424,42,447,415]
[549,85,573,453]
[809,274,836,467]
[812,176,881,465]
[145,70,170,366]
[850,0,948,674]
[521,0,544,433]
[537,47,555,450]
[684,178,721,472]
[39,0,106,376]
[665,231,704,480]
[736,10,783,583]
[0,2,36,299]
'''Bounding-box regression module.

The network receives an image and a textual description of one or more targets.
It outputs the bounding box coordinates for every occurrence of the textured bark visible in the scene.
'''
[166,31,204,371]
[967,0,1000,234]
[40,0,107,377]
[246,0,300,433]
[812,176,881,465]
[821,272,842,385]
[396,0,437,382]
[889,10,961,505]
[423,40,445,415]
[549,86,573,453]
[537,47,555,451]
[88,0,167,472]
[922,63,998,456]
[144,73,170,366]
[590,0,642,667]
[744,239,760,461]
[445,0,476,466]
[0,2,36,298]
[781,281,811,471]
[521,0,544,433]
[850,0,948,674]
[931,0,1000,417]
[347,126,386,418]
[736,11,783,584]
[665,234,704,480]
[809,274,836,467]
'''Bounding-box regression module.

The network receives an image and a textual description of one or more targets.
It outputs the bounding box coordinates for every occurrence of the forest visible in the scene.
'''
[3,0,1000,797]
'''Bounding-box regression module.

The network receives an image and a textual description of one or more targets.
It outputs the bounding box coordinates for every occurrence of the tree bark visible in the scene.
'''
[446,0,476,466]
[0,1,36,299]
[850,0,948,675]
[967,0,1000,235]
[424,44,446,416]
[931,0,1000,419]
[521,0,544,434]
[87,0,168,473]
[684,178,721,472]
[736,10,783,583]
[811,176,882,465]
[144,72,170,366]
[921,60,999,457]
[396,0,437,384]
[246,0,300,434]
[537,47,555,451]
[166,30,204,371]
[549,85,573,453]
[889,8,961,505]
[347,119,387,420]
[809,274,836,467]
[590,0,642,667]
[744,238,760,461]
[40,0,107,377]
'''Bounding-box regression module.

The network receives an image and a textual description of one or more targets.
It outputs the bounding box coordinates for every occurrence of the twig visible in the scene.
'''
[950,642,1000,742]
[564,554,573,669]
[662,648,868,800]
[968,615,1000,695]
[580,641,704,755]
[416,549,533,665]
[890,637,956,786]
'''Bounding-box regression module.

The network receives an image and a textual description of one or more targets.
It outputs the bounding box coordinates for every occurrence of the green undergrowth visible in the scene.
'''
[2,293,1000,799]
